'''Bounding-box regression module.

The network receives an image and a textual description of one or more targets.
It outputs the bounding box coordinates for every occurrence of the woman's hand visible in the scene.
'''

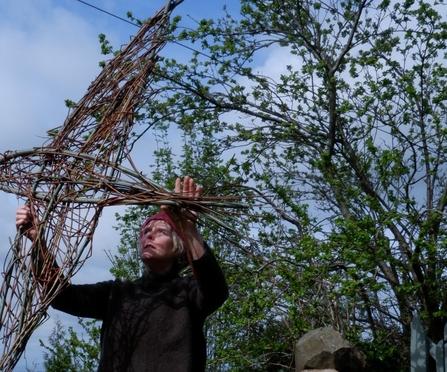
[16,205,38,241]
[162,176,205,260]
[162,175,201,224]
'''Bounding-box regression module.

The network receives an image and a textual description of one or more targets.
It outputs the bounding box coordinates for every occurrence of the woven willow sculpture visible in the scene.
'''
[0,1,244,370]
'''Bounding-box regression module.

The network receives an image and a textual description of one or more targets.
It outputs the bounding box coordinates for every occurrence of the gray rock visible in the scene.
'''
[295,328,366,372]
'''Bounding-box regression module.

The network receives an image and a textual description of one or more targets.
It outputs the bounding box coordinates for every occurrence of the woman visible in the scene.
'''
[16,176,228,372]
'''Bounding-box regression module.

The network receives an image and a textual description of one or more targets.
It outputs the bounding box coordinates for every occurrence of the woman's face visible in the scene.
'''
[139,220,176,271]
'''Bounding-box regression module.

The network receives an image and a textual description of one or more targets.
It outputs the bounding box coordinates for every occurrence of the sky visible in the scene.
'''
[0,0,244,370]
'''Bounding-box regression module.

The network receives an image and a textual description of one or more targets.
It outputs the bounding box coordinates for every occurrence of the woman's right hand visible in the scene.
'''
[16,205,38,241]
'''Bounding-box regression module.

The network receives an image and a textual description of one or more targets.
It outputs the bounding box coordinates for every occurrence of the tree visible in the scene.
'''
[39,0,447,370]
[126,0,447,370]
[40,317,100,372]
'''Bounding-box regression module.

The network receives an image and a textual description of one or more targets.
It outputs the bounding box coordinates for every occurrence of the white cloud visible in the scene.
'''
[0,1,122,370]
[0,2,104,149]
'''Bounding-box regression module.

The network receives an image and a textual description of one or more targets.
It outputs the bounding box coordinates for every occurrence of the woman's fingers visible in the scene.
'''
[168,176,201,222]
[195,184,201,198]
[181,176,194,196]
[175,176,200,198]
[175,177,182,194]
[16,206,30,227]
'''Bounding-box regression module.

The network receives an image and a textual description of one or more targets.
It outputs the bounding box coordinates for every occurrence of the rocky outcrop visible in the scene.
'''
[295,327,367,372]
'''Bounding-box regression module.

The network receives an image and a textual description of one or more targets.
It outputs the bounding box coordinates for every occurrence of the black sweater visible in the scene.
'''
[51,246,228,372]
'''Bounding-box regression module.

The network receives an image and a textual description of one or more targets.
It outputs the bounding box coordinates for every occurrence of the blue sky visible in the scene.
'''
[0,1,244,370]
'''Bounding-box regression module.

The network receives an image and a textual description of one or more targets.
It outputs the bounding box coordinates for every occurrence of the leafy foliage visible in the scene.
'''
[40,0,447,370]
[141,0,447,370]
[40,318,100,372]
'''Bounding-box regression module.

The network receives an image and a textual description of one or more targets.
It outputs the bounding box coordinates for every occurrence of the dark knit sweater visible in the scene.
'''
[51,246,228,372]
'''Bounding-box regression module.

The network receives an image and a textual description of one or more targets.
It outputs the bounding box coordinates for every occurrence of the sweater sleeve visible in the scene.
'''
[50,280,115,320]
[189,243,228,316]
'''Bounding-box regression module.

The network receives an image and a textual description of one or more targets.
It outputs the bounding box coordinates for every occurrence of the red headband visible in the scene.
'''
[139,211,184,242]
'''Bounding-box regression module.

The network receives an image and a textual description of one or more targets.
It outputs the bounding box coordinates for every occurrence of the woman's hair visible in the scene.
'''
[170,230,188,271]
[171,229,184,258]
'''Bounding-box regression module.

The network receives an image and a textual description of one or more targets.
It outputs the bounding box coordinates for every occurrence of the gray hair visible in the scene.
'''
[171,229,188,271]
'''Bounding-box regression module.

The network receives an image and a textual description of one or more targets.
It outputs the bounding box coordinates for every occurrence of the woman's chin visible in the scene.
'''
[141,252,155,261]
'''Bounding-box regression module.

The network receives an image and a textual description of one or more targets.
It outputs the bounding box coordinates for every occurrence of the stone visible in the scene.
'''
[295,327,366,372]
